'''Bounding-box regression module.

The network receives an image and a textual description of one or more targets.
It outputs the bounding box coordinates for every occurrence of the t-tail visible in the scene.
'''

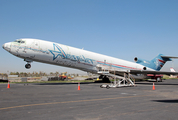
[134,54,172,71]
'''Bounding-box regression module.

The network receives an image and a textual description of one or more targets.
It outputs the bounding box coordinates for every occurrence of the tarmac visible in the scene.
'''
[1,79,178,120]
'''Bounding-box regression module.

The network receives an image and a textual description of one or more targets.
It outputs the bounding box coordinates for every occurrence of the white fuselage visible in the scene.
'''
[3,38,155,79]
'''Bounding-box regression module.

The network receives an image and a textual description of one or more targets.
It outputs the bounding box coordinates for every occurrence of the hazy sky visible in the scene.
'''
[0,0,178,74]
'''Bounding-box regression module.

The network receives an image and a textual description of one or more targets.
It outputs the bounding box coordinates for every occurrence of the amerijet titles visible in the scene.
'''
[48,43,94,65]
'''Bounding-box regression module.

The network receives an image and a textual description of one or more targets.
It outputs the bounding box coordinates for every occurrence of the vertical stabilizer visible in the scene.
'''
[150,54,172,71]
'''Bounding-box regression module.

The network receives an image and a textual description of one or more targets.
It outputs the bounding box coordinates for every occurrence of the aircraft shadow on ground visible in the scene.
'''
[152,99,178,103]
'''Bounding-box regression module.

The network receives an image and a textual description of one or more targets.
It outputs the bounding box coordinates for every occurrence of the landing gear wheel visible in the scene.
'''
[106,85,110,89]
[156,77,162,82]
[25,64,31,69]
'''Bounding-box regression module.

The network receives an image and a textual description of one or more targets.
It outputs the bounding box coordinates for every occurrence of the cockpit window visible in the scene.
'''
[14,39,25,44]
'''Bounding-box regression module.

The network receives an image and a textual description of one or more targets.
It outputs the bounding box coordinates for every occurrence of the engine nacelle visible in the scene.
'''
[134,57,143,63]
[143,66,147,70]
[134,57,148,70]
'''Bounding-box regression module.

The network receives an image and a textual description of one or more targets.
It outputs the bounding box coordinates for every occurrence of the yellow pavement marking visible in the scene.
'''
[0,95,151,110]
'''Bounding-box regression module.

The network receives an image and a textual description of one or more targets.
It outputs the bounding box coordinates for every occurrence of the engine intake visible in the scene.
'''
[134,57,143,63]
[143,67,147,70]
[134,57,138,62]
[134,57,149,70]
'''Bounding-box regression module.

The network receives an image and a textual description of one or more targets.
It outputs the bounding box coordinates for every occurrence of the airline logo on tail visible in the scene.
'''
[157,59,165,68]
[154,58,166,70]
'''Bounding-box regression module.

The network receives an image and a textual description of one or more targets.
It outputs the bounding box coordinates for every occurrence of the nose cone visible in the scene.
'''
[2,44,5,49]
[2,42,11,52]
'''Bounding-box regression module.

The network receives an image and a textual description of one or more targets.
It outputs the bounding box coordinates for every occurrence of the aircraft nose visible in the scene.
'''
[2,44,5,49]
[2,42,11,52]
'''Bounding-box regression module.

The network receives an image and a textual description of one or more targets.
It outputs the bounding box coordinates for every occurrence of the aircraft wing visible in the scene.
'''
[128,70,178,75]
[98,69,178,76]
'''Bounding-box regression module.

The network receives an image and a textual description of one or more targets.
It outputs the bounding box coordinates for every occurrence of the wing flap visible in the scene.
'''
[98,69,178,76]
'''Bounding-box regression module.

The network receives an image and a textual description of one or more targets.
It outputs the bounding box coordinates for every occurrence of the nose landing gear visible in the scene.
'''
[25,64,31,69]
[24,59,33,69]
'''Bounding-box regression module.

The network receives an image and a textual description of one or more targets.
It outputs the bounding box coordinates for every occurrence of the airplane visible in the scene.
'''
[170,67,176,72]
[2,38,178,86]
[169,67,178,78]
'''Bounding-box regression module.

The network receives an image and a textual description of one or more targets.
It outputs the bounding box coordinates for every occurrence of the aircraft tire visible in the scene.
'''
[156,77,162,82]
[25,64,31,69]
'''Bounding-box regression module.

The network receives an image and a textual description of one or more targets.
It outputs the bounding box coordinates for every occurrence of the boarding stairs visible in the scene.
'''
[98,70,136,88]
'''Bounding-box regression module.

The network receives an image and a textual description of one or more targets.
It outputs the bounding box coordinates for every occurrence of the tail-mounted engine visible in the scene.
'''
[134,57,143,63]
[134,57,149,70]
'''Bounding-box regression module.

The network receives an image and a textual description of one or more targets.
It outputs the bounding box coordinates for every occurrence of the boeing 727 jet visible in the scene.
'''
[2,38,178,85]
